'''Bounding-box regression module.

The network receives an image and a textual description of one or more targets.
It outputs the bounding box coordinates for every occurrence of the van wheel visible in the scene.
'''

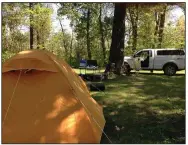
[164,64,177,76]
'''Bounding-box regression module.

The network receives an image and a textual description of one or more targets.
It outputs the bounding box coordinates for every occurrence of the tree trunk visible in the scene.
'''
[86,8,92,59]
[153,11,160,48]
[29,3,34,50]
[36,30,40,49]
[41,38,45,49]
[158,6,167,48]
[41,23,45,49]
[76,43,81,67]
[107,39,110,50]
[2,18,8,51]
[132,25,138,52]
[99,4,106,64]
[109,3,126,74]
[128,4,138,52]
[132,5,138,52]
[58,18,68,52]
[153,5,167,48]
[69,29,73,65]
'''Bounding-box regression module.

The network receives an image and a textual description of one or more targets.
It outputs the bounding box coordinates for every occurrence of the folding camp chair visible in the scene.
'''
[86,60,99,73]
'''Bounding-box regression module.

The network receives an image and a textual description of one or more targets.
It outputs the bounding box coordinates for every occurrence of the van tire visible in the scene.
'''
[163,64,177,76]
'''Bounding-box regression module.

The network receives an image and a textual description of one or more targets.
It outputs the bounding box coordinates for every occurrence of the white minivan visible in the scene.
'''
[124,48,185,76]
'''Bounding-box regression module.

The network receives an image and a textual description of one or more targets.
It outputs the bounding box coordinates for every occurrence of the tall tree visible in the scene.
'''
[29,3,34,49]
[58,18,68,52]
[86,7,92,59]
[69,24,74,64]
[153,4,167,48]
[127,4,139,52]
[28,3,52,49]
[157,5,167,48]
[99,3,106,63]
[109,3,126,74]
[153,9,160,48]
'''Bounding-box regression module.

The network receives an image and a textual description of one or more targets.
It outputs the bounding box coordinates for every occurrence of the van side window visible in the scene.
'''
[157,50,185,56]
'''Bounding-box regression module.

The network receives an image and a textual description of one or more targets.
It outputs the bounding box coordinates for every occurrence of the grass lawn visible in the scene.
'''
[74,69,185,144]
[74,68,185,75]
[73,68,104,74]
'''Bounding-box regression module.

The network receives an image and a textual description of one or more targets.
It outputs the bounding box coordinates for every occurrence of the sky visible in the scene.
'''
[51,4,72,33]
[167,6,184,24]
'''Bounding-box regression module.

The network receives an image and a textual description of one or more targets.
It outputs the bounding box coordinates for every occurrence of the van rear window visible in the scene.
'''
[157,50,185,55]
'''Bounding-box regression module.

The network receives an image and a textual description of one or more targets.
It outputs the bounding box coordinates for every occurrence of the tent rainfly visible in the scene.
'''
[2,50,106,143]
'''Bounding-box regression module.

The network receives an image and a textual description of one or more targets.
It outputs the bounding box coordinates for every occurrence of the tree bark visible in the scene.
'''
[153,11,160,48]
[76,42,81,67]
[58,18,68,52]
[153,5,167,48]
[36,30,40,49]
[109,3,126,74]
[132,25,138,52]
[158,5,167,48]
[99,4,106,64]
[29,3,34,49]
[128,4,138,52]
[86,8,92,59]
[2,17,8,51]
[69,29,73,64]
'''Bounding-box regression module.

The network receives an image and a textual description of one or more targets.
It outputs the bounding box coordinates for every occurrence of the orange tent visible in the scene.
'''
[2,50,105,143]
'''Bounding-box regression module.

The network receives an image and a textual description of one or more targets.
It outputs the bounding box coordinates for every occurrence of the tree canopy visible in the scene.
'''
[2,2,185,67]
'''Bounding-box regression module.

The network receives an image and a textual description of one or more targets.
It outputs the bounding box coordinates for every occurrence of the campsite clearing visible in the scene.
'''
[89,72,185,144]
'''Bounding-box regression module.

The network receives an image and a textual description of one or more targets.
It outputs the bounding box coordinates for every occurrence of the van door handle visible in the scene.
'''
[177,58,183,60]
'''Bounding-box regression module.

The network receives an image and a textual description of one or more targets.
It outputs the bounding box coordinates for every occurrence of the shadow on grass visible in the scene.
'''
[92,74,185,144]
[130,70,185,76]
[130,71,185,76]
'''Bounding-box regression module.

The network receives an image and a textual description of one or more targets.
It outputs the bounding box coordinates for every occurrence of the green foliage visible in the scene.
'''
[2,3,28,51]
[31,4,53,49]
[124,46,134,55]
[57,3,114,66]
[2,3,185,66]
[162,24,185,48]
[2,50,16,63]
[2,3,26,30]
[161,15,185,48]
[45,32,72,60]
[125,4,185,53]
[2,3,52,54]
[33,4,52,32]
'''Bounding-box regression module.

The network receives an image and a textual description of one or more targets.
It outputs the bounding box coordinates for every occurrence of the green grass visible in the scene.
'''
[74,68,185,75]
[86,71,185,144]
[135,70,185,75]
[73,68,104,74]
